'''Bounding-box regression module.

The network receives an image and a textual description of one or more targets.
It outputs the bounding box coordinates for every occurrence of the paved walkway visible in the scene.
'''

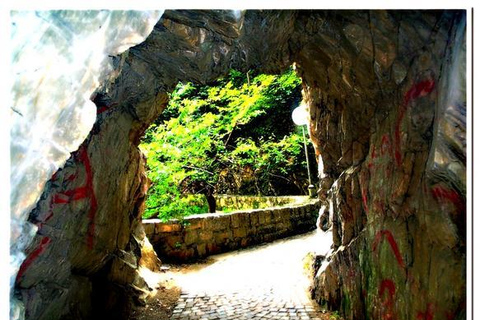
[166,229,333,320]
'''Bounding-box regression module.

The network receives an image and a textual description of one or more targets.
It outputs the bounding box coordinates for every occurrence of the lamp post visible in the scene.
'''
[292,103,316,197]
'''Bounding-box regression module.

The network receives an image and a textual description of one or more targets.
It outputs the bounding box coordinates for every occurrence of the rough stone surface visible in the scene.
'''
[15,10,466,320]
[299,11,466,320]
[144,198,319,262]
[139,236,162,272]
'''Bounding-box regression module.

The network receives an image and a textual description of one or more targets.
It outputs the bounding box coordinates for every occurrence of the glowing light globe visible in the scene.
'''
[292,103,308,126]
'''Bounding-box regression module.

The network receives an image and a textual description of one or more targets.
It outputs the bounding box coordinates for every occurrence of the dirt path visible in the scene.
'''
[132,229,338,320]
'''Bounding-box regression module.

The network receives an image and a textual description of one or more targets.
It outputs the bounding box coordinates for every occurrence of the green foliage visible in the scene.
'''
[329,311,343,320]
[140,68,314,221]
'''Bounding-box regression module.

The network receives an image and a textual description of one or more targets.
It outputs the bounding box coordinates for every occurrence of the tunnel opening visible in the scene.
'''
[89,64,328,319]
[128,66,333,319]
[138,67,317,222]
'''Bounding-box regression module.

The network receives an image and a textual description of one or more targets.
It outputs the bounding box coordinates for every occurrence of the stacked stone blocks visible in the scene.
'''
[144,197,320,262]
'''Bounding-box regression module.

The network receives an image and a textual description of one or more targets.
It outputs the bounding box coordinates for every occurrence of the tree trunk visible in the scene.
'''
[205,194,216,213]
[202,185,216,213]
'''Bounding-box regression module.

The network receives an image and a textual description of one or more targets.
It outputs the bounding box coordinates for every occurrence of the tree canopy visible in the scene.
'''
[140,68,316,220]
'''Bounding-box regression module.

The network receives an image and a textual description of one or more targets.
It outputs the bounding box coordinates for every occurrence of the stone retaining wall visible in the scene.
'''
[143,198,320,262]
[215,195,306,211]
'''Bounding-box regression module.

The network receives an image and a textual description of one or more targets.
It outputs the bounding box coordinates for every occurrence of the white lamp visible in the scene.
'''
[292,103,308,126]
[292,103,315,197]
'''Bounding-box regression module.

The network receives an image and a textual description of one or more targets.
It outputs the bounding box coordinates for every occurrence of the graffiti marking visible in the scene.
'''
[372,230,405,269]
[16,237,52,281]
[394,79,435,166]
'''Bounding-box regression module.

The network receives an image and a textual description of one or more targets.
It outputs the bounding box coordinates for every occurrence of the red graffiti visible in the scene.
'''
[394,79,435,166]
[96,102,118,115]
[36,194,56,230]
[39,146,97,249]
[359,170,369,214]
[16,237,52,281]
[369,145,377,169]
[371,145,378,159]
[97,106,109,114]
[372,230,405,269]
[53,193,69,204]
[44,173,79,214]
[43,211,53,225]
[379,279,396,320]
[55,186,89,202]
[431,186,465,213]
[379,279,395,302]
[369,135,393,171]
[380,134,392,156]
[361,188,369,214]
[51,171,60,181]
[77,146,97,249]
[417,303,434,320]
[404,80,436,106]
[65,173,77,182]
[23,146,98,282]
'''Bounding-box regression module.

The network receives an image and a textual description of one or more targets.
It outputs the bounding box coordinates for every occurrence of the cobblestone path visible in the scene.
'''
[167,229,333,320]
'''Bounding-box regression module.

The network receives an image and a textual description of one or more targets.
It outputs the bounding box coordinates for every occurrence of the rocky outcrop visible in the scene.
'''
[14,10,466,320]
[296,11,466,320]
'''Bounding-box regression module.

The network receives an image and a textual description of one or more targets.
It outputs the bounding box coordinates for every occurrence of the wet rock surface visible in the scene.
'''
[15,10,466,320]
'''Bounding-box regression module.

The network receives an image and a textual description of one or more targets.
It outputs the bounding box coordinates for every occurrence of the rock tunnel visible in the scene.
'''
[11,9,466,320]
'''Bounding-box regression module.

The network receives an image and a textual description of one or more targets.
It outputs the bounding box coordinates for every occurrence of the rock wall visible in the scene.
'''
[144,199,319,261]
[14,10,291,319]
[295,11,467,320]
[14,10,466,320]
